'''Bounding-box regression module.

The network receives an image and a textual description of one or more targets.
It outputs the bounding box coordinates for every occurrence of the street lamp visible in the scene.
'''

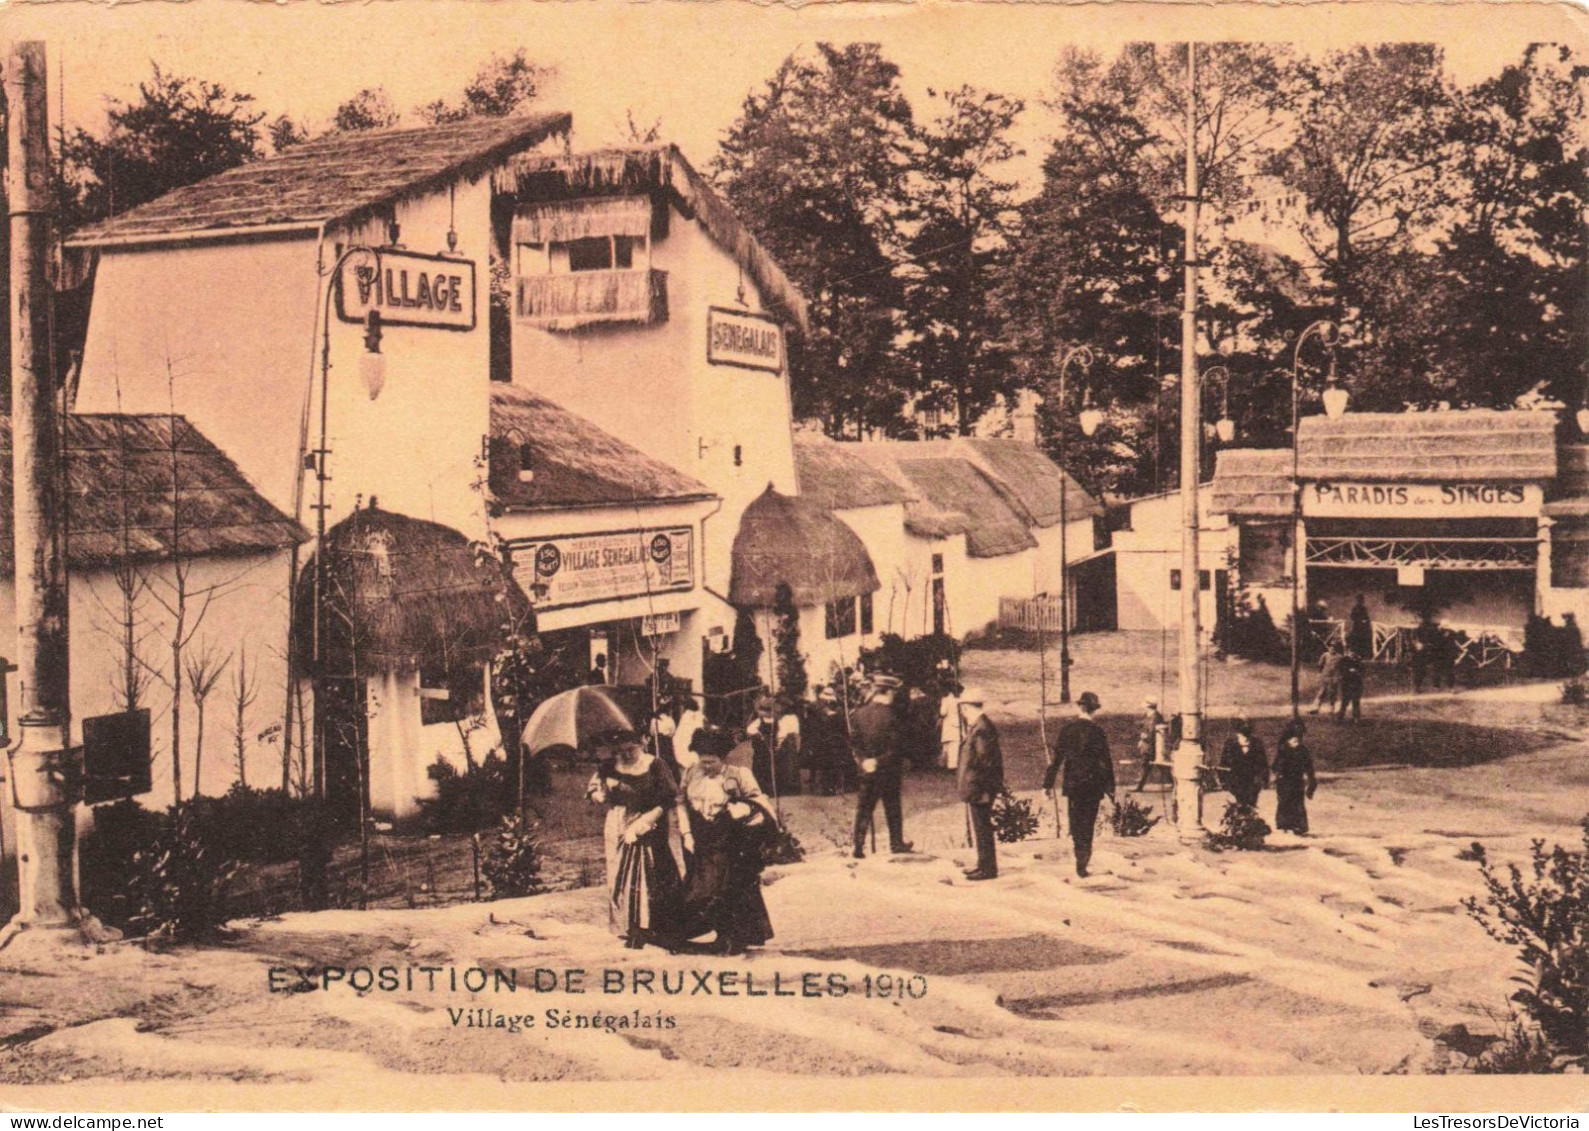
[1201,365,1236,445]
[310,243,387,797]
[1289,319,1343,719]
[1055,344,1096,705]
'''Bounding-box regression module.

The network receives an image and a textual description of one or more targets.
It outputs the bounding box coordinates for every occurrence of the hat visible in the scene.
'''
[817,685,839,701]
[869,674,904,692]
[1077,691,1101,712]
[689,725,736,759]
[1143,697,1158,709]
[754,695,776,715]
[959,686,987,705]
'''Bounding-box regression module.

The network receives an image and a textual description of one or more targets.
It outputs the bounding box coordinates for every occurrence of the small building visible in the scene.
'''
[1109,488,1236,634]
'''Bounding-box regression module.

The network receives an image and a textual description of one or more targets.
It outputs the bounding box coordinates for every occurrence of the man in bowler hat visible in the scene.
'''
[851,675,912,858]
[956,687,1004,881]
[1046,690,1115,877]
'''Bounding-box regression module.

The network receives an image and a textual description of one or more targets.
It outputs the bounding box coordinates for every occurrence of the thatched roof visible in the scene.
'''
[1545,444,1589,518]
[895,458,1037,558]
[1296,409,1557,482]
[493,145,809,332]
[793,435,908,512]
[1210,449,1295,518]
[68,113,572,247]
[0,413,304,575]
[729,486,879,608]
[489,385,713,510]
[958,438,1103,525]
[845,445,974,540]
[293,506,527,674]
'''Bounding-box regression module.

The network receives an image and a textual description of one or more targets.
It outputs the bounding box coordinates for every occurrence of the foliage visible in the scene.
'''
[58,64,264,234]
[417,753,514,834]
[481,815,545,899]
[126,801,240,943]
[991,788,1041,843]
[1524,614,1587,679]
[417,49,553,124]
[762,821,806,866]
[730,606,766,699]
[714,43,916,436]
[1110,794,1161,837]
[1226,592,1290,665]
[1205,802,1271,852]
[1468,1018,1560,1074]
[80,800,167,931]
[771,582,809,702]
[267,114,310,154]
[1462,821,1589,1068]
[187,783,332,865]
[1561,678,1589,708]
[858,633,961,691]
[331,87,402,133]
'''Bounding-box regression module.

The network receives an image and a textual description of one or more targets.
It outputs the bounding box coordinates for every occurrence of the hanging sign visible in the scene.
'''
[336,249,477,331]
[707,306,784,373]
[1304,481,1540,519]
[508,528,694,611]
[642,611,682,637]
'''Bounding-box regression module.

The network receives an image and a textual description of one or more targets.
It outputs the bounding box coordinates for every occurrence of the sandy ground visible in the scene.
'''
[1,641,1586,1103]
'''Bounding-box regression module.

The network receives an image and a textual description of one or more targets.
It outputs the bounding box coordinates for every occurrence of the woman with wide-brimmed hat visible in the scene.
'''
[1272,718,1318,835]
[679,727,776,955]
[586,728,690,950]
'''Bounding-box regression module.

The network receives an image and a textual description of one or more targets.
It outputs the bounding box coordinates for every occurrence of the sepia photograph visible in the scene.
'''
[0,0,1585,1113]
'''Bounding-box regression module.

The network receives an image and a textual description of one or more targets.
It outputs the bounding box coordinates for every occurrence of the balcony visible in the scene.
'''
[514,269,668,331]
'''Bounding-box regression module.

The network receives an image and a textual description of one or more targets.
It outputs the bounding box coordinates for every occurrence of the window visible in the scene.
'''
[931,553,944,575]
[1169,569,1212,592]
[418,660,485,727]
[860,592,874,635]
[562,236,639,272]
[1092,514,1111,552]
[825,596,857,639]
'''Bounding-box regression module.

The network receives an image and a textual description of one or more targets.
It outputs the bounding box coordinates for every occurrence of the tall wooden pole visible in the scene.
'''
[1171,42,1206,837]
[1,42,108,946]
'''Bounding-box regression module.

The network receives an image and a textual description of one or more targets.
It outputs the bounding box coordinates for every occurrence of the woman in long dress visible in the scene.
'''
[679,731,776,955]
[1272,719,1319,835]
[586,731,690,950]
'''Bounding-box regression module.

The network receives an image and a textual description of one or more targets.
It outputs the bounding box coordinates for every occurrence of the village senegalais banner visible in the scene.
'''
[337,248,477,331]
[509,528,693,610]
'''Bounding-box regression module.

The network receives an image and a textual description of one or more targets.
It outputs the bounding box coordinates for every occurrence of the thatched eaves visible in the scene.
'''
[957,437,1103,525]
[0,413,305,575]
[793,435,908,513]
[489,385,714,511]
[493,145,809,332]
[293,506,527,674]
[1296,409,1557,483]
[1209,449,1295,518]
[729,486,880,609]
[895,458,1037,559]
[67,113,573,248]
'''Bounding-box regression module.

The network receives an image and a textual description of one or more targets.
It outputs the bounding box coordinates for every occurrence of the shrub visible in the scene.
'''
[1462,820,1589,1070]
[991,789,1040,843]
[481,815,545,899]
[762,821,805,866]
[188,784,332,864]
[81,799,166,931]
[1561,678,1589,708]
[126,801,239,942]
[417,752,513,833]
[1110,795,1161,837]
[1205,802,1271,852]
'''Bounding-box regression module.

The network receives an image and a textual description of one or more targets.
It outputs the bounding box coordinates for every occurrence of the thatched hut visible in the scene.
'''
[729,485,880,610]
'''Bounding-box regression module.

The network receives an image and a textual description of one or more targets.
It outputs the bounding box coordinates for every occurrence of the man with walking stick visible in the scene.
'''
[956,688,1004,881]
[851,675,912,859]
[1048,691,1115,878]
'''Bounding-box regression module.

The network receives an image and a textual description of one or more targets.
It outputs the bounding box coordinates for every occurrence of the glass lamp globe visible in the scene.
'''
[360,349,387,401]
[1321,382,1350,419]
[1215,417,1236,443]
[1577,406,1589,436]
[1078,406,1104,437]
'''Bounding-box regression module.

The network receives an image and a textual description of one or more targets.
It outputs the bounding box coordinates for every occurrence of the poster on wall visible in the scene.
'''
[508,527,693,610]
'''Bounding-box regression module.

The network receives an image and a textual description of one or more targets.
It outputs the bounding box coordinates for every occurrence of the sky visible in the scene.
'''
[6,0,1585,193]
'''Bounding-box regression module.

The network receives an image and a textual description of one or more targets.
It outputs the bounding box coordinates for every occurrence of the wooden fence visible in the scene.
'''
[998,595,1069,633]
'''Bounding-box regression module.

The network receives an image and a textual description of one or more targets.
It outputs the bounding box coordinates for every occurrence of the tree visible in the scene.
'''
[58,64,264,234]
[417,49,552,123]
[230,648,260,789]
[267,114,310,154]
[771,582,808,702]
[184,645,228,798]
[331,87,401,133]
[904,85,1025,433]
[714,43,916,436]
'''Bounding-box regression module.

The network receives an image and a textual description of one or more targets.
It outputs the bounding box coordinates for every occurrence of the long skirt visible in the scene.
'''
[683,813,774,952]
[1274,779,1310,835]
[604,808,684,949]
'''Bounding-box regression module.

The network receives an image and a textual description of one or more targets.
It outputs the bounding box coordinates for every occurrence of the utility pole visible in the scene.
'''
[0,41,112,948]
[1170,42,1205,839]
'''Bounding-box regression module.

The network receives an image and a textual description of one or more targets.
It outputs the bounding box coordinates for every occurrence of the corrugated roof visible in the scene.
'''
[493,145,809,332]
[958,437,1103,524]
[0,414,306,575]
[1296,409,1557,482]
[489,385,713,510]
[68,113,573,247]
[1210,449,1295,518]
[794,435,908,512]
[729,486,880,608]
[896,458,1037,558]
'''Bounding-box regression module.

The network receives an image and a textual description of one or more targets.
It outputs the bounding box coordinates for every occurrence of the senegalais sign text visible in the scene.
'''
[707,306,784,373]
[337,249,477,331]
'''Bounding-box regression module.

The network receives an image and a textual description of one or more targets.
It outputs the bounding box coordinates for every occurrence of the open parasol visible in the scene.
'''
[520,685,639,755]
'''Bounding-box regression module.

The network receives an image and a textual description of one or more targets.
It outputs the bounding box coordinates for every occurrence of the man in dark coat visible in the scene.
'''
[1338,652,1365,721]
[1348,595,1374,661]
[1219,714,1269,809]
[851,677,912,858]
[956,687,1004,881]
[1047,690,1115,877]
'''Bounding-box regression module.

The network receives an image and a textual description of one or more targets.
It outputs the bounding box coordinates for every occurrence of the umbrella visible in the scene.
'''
[520,685,639,755]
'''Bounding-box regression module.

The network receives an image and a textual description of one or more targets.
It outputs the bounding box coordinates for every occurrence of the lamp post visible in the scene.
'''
[1055,344,1097,705]
[1201,366,1236,446]
[1289,319,1343,719]
[310,244,388,797]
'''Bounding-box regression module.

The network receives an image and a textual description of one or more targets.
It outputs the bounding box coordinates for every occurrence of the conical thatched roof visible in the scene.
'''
[293,506,528,674]
[728,485,879,609]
